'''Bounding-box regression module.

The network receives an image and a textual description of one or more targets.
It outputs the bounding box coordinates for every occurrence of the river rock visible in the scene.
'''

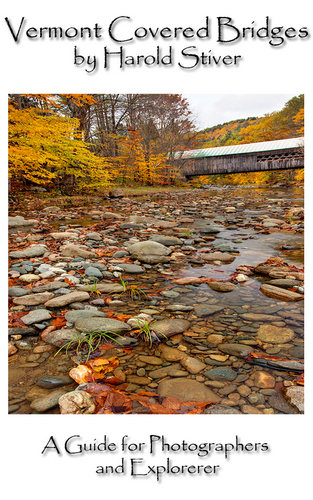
[85,266,103,278]
[65,310,107,323]
[116,263,145,274]
[254,265,293,276]
[218,343,256,357]
[127,215,156,224]
[149,364,188,379]
[13,292,54,306]
[199,226,220,234]
[153,220,177,228]
[21,309,52,325]
[194,304,223,317]
[173,276,204,285]
[9,286,29,297]
[74,317,131,334]
[127,240,172,258]
[239,313,281,322]
[158,378,220,402]
[268,392,298,414]
[85,232,102,241]
[42,206,61,212]
[18,274,41,283]
[30,390,68,412]
[150,319,191,338]
[283,386,304,413]
[261,218,285,226]
[266,278,302,289]
[260,284,304,301]
[126,375,152,385]
[109,188,124,198]
[61,244,98,259]
[127,314,153,328]
[79,282,125,293]
[204,367,237,381]
[165,304,194,312]
[58,390,96,414]
[252,371,276,388]
[208,282,236,292]
[204,404,242,414]
[31,281,70,293]
[160,290,180,298]
[137,355,163,365]
[264,359,304,371]
[36,375,74,389]
[9,216,35,226]
[180,356,207,374]
[149,235,184,246]
[50,232,79,240]
[201,252,236,263]
[8,342,18,355]
[256,324,295,344]
[158,344,189,362]
[9,245,47,258]
[43,328,85,347]
[44,291,90,307]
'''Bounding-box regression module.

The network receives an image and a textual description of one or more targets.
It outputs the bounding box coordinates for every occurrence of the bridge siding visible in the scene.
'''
[181,148,304,177]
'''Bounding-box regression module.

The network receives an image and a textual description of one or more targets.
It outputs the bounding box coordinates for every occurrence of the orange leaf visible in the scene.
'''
[64,277,76,287]
[160,397,181,410]
[85,356,119,380]
[294,373,304,385]
[50,316,67,327]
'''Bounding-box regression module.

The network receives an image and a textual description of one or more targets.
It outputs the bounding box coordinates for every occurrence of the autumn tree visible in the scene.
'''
[8,95,111,190]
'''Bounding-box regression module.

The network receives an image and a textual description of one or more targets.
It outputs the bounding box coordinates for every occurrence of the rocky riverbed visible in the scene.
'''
[8,186,304,414]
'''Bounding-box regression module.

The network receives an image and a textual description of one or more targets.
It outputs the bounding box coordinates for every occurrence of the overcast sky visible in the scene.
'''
[183,94,297,130]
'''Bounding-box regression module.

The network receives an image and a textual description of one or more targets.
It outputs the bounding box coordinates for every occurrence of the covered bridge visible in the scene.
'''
[174,137,304,178]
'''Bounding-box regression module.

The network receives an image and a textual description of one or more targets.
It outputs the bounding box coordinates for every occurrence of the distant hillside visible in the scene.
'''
[195,95,304,149]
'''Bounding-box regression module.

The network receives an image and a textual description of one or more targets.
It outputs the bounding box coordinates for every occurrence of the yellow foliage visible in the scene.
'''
[105,130,171,185]
[8,103,111,188]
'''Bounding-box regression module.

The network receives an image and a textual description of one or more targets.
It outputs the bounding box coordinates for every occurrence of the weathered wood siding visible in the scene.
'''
[180,148,304,177]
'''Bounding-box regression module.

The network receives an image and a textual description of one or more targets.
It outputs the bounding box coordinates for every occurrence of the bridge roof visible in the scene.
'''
[175,137,304,159]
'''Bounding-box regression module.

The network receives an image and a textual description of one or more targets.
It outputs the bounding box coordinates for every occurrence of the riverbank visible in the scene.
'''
[8,186,304,414]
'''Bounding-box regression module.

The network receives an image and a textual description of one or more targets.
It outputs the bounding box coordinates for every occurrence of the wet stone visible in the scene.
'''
[74,317,131,334]
[256,324,295,344]
[158,378,220,403]
[30,389,68,412]
[283,386,304,413]
[268,392,298,414]
[204,367,237,381]
[36,375,74,389]
[208,282,236,292]
[151,319,191,338]
[137,355,163,365]
[204,404,242,414]
[194,304,224,317]
[253,371,276,389]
